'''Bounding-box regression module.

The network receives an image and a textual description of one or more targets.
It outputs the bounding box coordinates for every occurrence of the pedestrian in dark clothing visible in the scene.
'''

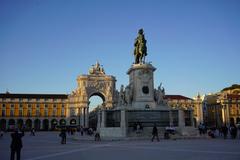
[151,124,159,142]
[0,130,3,138]
[30,128,35,136]
[67,128,70,135]
[10,130,24,160]
[80,126,84,136]
[230,125,237,139]
[59,129,67,144]
[222,124,228,139]
[94,132,101,141]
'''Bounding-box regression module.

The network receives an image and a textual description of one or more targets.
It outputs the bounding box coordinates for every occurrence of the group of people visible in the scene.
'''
[198,123,239,139]
[59,126,101,144]
[6,122,240,160]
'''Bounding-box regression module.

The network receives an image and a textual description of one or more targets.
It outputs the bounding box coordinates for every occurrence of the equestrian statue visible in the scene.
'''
[134,29,147,64]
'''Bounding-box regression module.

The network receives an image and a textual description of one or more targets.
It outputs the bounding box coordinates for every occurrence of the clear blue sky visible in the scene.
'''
[1,0,240,99]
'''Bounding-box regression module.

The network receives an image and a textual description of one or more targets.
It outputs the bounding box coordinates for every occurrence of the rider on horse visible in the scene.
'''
[134,29,147,64]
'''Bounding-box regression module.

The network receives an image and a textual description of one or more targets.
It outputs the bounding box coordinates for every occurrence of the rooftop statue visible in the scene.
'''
[89,61,105,75]
[134,28,147,64]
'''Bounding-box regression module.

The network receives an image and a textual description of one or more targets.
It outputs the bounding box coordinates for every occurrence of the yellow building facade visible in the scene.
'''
[164,95,197,127]
[217,84,240,125]
[0,93,78,131]
[194,84,240,128]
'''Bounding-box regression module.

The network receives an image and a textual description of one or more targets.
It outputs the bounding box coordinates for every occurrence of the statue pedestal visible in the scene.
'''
[127,63,156,109]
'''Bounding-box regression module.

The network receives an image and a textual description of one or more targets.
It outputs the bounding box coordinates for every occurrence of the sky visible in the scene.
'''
[1,0,240,105]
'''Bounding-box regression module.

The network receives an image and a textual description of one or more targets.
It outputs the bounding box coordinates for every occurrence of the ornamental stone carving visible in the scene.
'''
[69,61,116,111]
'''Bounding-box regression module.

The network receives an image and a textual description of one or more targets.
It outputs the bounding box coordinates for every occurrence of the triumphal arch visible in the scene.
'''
[68,62,116,127]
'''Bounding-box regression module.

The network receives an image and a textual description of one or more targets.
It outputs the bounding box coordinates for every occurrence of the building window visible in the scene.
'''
[44,104,48,116]
[36,110,40,117]
[27,104,32,117]
[10,110,14,117]
[70,108,76,117]
[44,109,48,117]
[27,109,31,117]
[184,110,192,126]
[52,109,56,117]
[2,110,5,116]
[19,98,22,102]
[61,105,65,117]
[52,105,57,117]
[230,105,235,115]
[10,104,14,117]
[19,104,23,116]
[19,110,23,116]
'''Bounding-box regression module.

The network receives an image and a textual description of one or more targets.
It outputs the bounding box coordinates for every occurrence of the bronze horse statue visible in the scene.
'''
[134,29,147,64]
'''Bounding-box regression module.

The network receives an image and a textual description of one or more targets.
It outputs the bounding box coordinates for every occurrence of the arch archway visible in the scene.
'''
[17,119,24,130]
[26,119,32,130]
[236,117,240,124]
[89,93,105,112]
[51,119,58,130]
[43,119,49,131]
[0,119,6,131]
[59,119,66,126]
[230,117,235,125]
[8,119,15,130]
[70,119,77,125]
[34,119,41,131]
[88,94,104,129]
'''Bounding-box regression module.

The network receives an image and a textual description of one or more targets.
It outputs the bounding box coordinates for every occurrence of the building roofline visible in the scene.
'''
[0,93,68,99]
[164,95,193,100]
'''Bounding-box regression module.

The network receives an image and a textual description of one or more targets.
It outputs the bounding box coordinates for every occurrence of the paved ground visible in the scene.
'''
[0,132,240,160]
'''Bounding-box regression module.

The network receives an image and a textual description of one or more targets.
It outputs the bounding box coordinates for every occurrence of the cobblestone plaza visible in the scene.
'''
[0,132,240,160]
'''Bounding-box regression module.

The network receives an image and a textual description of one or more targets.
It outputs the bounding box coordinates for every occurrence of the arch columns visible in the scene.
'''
[84,107,89,127]
[80,107,84,127]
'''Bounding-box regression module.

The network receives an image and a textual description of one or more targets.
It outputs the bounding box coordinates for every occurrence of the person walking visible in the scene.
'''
[230,124,237,139]
[151,124,159,142]
[0,130,3,138]
[94,132,101,141]
[59,129,67,144]
[30,128,35,136]
[10,129,24,160]
[80,126,84,136]
[222,124,228,139]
